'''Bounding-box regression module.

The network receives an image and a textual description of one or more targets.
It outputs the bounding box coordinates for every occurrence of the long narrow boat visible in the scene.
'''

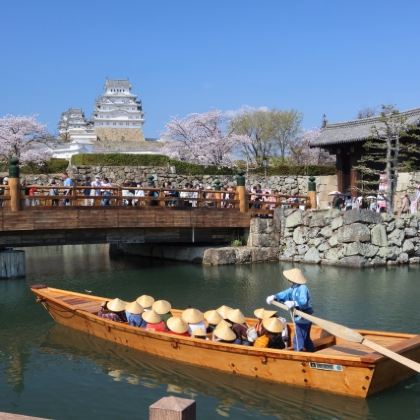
[31,285,420,398]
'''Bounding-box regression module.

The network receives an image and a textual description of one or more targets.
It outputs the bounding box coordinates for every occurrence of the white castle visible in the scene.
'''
[58,79,145,145]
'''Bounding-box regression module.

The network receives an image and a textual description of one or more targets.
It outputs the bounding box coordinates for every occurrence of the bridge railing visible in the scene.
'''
[0,185,311,215]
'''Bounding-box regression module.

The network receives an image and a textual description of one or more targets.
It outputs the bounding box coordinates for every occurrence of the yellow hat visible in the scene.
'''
[216,305,233,319]
[125,301,144,315]
[213,324,236,342]
[142,310,161,324]
[136,294,155,308]
[262,317,284,334]
[181,308,204,324]
[283,268,307,285]
[152,299,172,315]
[204,310,222,326]
[226,308,245,324]
[191,328,207,337]
[107,298,127,312]
[254,308,277,320]
[167,316,188,334]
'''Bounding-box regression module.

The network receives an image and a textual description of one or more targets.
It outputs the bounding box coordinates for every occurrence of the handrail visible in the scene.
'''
[0,184,309,214]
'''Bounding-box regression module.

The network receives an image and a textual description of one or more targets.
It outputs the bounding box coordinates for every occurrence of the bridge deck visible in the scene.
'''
[0,207,250,232]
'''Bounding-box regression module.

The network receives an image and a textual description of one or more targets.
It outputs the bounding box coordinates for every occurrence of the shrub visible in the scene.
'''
[69,154,335,176]
[231,239,244,247]
[249,164,336,176]
[71,153,170,166]
[20,158,69,174]
[71,153,236,175]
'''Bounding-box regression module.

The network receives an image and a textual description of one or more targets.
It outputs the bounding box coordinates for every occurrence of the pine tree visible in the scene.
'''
[354,106,420,214]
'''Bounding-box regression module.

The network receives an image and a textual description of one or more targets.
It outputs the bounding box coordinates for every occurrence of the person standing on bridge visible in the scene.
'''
[266,268,314,352]
[62,173,74,206]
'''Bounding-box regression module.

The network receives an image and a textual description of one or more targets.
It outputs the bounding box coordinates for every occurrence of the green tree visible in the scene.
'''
[230,108,302,165]
[355,106,420,213]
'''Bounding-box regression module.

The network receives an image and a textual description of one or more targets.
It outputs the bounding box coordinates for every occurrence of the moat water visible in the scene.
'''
[0,245,419,419]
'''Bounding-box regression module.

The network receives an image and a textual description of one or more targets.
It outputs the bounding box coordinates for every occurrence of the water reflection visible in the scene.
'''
[1,245,419,419]
[41,325,372,419]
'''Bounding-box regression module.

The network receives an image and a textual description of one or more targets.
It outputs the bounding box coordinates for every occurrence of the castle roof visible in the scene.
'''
[105,79,131,89]
[311,107,420,148]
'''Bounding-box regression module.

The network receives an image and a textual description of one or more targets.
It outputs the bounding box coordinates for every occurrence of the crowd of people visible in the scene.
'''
[330,185,420,215]
[96,295,288,349]
[96,268,314,352]
[0,172,306,211]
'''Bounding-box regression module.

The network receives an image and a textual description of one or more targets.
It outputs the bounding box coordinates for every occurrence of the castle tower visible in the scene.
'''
[93,79,145,142]
[58,108,96,144]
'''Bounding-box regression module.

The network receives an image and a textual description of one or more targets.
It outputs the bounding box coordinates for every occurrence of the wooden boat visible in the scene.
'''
[31,285,420,398]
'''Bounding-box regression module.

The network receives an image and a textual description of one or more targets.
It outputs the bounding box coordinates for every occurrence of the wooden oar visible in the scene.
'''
[271,300,420,373]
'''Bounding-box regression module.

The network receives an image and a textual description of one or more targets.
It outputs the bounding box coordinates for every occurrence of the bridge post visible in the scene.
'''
[213,179,222,208]
[236,172,248,213]
[8,157,21,211]
[149,396,196,420]
[308,176,317,210]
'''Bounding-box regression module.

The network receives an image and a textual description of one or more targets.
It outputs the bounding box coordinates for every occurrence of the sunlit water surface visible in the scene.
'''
[0,245,419,419]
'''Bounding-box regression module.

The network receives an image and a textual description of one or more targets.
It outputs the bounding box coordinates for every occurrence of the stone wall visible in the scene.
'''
[277,208,420,267]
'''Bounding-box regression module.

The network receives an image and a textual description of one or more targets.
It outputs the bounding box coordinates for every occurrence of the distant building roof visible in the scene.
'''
[311,107,420,148]
[105,79,131,89]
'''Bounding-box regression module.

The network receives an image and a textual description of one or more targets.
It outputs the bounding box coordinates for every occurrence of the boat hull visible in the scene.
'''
[32,287,420,398]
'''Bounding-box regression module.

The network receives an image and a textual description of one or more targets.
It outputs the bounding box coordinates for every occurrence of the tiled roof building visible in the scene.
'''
[310,108,420,195]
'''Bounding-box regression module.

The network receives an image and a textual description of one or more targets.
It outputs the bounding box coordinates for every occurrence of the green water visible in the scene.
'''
[0,245,419,419]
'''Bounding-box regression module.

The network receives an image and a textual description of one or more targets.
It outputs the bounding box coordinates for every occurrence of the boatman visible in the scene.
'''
[266,268,314,352]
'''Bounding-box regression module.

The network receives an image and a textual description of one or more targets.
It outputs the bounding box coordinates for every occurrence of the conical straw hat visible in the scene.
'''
[107,298,127,312]
[213,324,236,342]
[217,319,231,328]
[181,308,204,324]
[136,294,155,308]
[191,328,207,337]
[152,299,171,315]
[142,310,161,324]
[216,305,233,319]
[167,316,188,334]
[125,301,144,315]
[283,268,307,285]
[226,308,245,324]
[262,317,284,334]
[254,308,277,320]
[204,310,222,325]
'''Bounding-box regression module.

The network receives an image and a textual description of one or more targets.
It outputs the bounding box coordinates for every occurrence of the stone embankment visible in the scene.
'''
[278,208,420,267]
[203,209,420,267]
[203,218,280,265]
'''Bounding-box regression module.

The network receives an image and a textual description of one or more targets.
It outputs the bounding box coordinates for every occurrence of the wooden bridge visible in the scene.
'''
[0,184,312,247]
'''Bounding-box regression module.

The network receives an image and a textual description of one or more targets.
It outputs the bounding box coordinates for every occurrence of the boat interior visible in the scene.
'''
[35,287,412,358]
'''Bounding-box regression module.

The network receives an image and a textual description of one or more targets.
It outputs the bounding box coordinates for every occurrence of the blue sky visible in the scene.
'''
[1,0,420,138]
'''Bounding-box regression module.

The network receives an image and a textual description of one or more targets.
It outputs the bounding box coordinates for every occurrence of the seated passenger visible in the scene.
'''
[181,308,206,335]
[253,318,285,349]
[125,301,145,327]
[226,308,251,345]
[143,310,167,332]
[152,299,172,324]
[253,308,277,336]
[166,316,189,337]
[99,298,127,322]
[136,294,155,311]
[97,301,109,317]
[212,323,236,344]
[191,328,208,340]
[216,305,233,321]
[204,310,222,333]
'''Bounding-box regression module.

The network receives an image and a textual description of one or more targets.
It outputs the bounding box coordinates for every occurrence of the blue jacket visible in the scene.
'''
[126,311,146,327]
[275,284,313,322]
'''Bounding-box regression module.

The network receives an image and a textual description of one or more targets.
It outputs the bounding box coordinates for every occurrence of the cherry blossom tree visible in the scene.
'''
[289,129,334,165]
[0,115,51,164]
[162,110,243,166]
